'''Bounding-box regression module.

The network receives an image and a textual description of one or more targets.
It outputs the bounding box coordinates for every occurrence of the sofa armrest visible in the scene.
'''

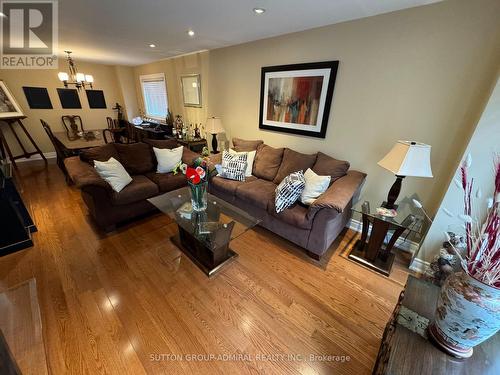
[182,148,200,165]
[64,156,109,189]
[311,170,366,213]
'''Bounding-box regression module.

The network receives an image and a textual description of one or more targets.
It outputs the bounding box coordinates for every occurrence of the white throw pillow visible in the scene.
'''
[228,148,256,177]
[153,146,183,173]
[300,168,331,205]
[94,157,133,193]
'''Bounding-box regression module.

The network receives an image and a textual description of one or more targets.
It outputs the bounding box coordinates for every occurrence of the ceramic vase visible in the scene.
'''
[429,265,500,358]
[189,180,207,211]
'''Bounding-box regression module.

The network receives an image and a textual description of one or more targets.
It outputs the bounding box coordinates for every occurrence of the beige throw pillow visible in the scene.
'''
[300,168,331,205]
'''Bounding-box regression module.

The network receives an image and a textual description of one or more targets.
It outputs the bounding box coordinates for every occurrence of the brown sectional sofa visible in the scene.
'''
[209,138,366,259]
[64,139,199,231]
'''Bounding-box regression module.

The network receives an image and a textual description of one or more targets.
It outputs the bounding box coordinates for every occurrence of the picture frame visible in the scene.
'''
[57,88,81,109]
[181,74,202,108]
[85,89,107,109]
[22,87,53,109]
[0,80,24,119]
[259,61,339,138]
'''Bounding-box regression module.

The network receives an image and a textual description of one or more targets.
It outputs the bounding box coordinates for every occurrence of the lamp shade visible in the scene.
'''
[58,72,69,81]
[205,117,224,134]
[378,140,433,177]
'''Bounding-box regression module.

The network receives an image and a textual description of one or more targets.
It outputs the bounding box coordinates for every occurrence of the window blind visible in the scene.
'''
[140,75,168,118]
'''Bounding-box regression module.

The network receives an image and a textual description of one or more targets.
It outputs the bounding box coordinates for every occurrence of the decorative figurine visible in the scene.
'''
[194,123,201,140]
[112,103,123,121]
[175,115,184,139]
[426,232,465,285]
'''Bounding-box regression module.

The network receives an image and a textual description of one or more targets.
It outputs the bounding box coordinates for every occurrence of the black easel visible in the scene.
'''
[0,116,46,169]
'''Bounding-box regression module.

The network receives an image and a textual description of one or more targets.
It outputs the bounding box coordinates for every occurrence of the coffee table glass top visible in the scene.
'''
[148,187,261,250]
[352,196,425,234]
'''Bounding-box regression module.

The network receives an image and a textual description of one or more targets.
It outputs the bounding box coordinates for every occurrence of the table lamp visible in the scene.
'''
[205,117,225,154]
[378,141,433,209]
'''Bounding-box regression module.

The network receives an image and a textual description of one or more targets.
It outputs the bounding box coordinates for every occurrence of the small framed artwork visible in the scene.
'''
[0,80,24,119]
[22,87,53,109]
[259,61,339,138]
[181,74,202,107]
[57,88,81,109]
[86,89,107,109]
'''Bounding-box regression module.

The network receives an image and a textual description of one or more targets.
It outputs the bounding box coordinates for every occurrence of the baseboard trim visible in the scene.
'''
[346,218,427,270]
[9,152,56,163]
[409,257,430,274]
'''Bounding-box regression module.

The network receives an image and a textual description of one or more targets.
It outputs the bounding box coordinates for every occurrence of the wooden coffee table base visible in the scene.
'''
[170,229,238,277]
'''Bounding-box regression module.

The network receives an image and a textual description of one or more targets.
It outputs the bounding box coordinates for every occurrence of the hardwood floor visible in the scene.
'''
[0,160,410,375]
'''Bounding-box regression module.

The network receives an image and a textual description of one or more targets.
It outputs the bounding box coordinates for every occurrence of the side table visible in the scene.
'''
[373,276,499,374]
[349,199,421,276]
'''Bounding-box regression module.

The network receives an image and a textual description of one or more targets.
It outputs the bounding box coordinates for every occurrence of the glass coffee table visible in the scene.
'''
[148,187,261,276]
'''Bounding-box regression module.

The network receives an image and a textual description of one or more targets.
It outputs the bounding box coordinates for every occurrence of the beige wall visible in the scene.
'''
[133,51,209,127]
[0,59,129,155]
[207,0,500,215]
[419,73,500,261]
[114,65,139,120]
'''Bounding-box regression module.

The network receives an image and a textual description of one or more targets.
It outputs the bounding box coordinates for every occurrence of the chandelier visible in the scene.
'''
[58,51,94,90]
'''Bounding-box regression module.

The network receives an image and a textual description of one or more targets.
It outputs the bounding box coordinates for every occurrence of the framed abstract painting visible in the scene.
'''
[259,61,338,138]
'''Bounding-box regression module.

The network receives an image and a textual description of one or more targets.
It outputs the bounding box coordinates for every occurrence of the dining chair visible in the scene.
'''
[61,115,84,137]
[103,117,129,144]
[41,119,76,182]
[106,116,120,129]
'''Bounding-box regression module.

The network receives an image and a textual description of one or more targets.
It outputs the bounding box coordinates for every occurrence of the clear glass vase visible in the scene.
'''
[189,180,208,211]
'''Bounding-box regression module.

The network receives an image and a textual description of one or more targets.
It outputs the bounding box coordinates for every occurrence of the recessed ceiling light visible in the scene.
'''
[187,29,195,37]
[149,44,156,48]
[253,8,266,14]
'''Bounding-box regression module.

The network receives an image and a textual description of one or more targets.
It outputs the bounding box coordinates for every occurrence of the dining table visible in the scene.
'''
[53,129,107,152]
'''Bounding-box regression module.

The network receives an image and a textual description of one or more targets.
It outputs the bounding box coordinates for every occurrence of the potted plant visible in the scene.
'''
[427,155,500,358]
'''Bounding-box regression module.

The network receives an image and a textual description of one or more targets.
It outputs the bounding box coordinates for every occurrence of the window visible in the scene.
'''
[140,73,168,119]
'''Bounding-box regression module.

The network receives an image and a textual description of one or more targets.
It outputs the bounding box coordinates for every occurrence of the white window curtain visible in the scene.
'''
[140,73,168,119]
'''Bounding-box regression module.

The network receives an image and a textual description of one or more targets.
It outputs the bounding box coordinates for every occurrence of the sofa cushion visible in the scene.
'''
[211,175,257,196]
[115,142,155,174]
[232,137,264,152]
[80,143,119,164]
[145,172,186,193]
[111,175,159,205]
[235,179,276,210]
[268,201,314,230]
[273,148,317,184]
[253,145,284,181]
[312,152,350,184]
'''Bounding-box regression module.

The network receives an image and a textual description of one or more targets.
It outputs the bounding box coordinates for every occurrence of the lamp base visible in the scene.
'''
[381,201,399,210]
[384,175,405,209]
[211,133,219,154]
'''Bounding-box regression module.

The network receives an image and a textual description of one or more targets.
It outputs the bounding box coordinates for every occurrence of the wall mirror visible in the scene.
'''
[181,74,202,108]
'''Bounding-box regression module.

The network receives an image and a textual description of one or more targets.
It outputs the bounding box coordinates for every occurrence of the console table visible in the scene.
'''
[373,276,499,374]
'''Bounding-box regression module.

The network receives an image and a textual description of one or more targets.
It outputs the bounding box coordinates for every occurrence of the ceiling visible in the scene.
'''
[59,0,441,66]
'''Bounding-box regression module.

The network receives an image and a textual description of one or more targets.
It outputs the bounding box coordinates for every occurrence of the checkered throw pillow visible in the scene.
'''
[220,150,248,181]
[275,171,306,213]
